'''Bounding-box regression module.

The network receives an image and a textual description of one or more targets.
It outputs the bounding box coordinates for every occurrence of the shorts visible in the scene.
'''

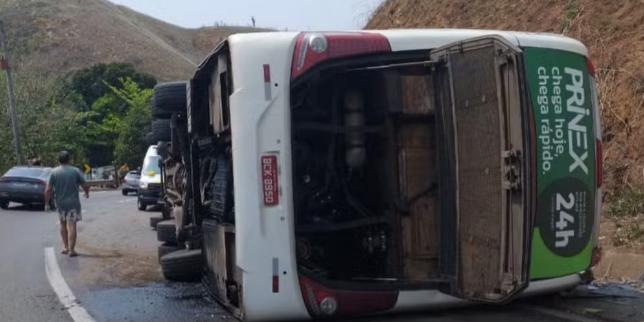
[58,209,82,223]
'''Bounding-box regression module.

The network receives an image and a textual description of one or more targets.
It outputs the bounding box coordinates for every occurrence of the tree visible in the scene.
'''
[109,78,153,168]
[0,64,156,174]
[62,64,157,167]
[65,63,156,110]
[0,71,87,172]
[82,93,122,166]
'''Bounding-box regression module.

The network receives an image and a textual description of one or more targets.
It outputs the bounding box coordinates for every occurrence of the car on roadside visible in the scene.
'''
[0,166,54,210]
[137,145,163,211]
[151,29,602,321]
[121,170,141,196]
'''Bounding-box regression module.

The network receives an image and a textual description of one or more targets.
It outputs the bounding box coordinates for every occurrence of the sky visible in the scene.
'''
[108,0,385,31]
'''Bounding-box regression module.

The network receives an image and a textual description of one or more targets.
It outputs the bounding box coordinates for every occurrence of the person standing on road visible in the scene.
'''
[44,151,90,257]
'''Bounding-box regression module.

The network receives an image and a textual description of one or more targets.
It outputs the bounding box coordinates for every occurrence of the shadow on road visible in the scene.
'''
[1,203,46,212]
[145,204,163,212]
[75,252,122,259]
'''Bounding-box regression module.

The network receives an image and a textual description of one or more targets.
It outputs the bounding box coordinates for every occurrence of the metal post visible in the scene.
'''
[0,20,23,165]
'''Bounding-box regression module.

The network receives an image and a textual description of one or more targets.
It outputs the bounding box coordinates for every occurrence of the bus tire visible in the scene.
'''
[158,243,182,263]
[149,216,164,229]
[151,82,187,118]
[160,249,203,282]
[152,119,171,142]
[156,220,177,244]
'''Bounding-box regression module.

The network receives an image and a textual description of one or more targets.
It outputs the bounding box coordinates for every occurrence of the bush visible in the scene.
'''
[606,186,644,219]
[612,222,644,247]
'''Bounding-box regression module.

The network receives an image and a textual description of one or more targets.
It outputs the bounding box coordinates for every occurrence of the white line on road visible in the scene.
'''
[44,247,96,322]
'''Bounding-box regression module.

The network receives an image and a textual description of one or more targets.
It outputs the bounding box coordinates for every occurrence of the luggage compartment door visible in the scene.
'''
[432,36,530,303]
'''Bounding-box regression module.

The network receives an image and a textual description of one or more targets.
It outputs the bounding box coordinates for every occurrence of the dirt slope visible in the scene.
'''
[0,0,262,80]
[367,0,644,192]
[367,0,644,277]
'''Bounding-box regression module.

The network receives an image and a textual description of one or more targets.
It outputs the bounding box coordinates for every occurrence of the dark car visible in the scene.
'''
[122,170,141,196]
[0,166,53,210]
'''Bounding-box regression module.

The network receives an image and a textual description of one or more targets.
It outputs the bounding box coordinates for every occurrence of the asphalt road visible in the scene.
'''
[0,202,70,322]
[0,190,641,322]
[0,191,231,322]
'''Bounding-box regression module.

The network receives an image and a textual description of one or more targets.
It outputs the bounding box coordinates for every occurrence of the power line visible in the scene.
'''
[0,20,23,165]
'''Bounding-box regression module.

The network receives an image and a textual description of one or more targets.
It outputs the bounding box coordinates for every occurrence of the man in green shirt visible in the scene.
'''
[45,151,90,257]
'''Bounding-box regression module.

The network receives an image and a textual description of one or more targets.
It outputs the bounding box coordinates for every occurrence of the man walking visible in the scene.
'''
[45,151,90,257]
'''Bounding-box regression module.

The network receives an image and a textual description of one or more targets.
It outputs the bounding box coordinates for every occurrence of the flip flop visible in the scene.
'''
[69,252,78,257]
[61,249,69,255]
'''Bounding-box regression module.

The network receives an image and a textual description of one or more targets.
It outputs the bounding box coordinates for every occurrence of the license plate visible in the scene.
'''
[261,155,279,206]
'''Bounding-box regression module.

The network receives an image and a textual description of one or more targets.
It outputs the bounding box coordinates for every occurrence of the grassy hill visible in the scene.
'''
[0,0,263,80]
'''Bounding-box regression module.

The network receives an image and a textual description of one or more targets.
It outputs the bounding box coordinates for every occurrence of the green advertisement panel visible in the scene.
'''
[523,47,597,279]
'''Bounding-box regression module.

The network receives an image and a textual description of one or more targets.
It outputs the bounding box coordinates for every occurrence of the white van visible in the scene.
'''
[137,145,162,211]
[157,29,602,320]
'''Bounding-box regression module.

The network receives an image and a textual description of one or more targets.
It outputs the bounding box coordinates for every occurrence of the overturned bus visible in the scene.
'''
[149,29,602,321]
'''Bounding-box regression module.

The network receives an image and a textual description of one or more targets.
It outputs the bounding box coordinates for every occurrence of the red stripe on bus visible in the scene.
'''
[272,276,279,293]
[263,64,271,83]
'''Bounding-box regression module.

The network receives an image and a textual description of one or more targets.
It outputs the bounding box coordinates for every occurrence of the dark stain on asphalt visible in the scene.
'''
[79,282,237,322]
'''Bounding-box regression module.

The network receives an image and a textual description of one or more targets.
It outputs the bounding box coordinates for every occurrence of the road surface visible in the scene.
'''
[0,190,641,322]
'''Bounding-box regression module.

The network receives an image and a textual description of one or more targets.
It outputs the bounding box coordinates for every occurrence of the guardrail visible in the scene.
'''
[87,179,118,189]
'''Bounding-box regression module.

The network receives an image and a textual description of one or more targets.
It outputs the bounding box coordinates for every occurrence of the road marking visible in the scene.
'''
[44,247,96,322]
[117,198,135,204]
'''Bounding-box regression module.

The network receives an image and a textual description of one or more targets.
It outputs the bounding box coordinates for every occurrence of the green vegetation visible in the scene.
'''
[612,222,643,247]
[66,63,156,109]
[0,72,85,170]
[560,0,580,33]
[109,79,153,168]
[606,185,644,246]
[606,186,644,219]
[0,63,156,174]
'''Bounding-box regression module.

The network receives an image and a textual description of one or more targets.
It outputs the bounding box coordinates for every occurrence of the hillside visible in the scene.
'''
[0,0,263,80]
[367,0,643,194]
[367,0,644,278]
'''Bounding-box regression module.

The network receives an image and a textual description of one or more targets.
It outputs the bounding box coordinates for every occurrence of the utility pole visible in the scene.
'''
[0,20,23,165]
